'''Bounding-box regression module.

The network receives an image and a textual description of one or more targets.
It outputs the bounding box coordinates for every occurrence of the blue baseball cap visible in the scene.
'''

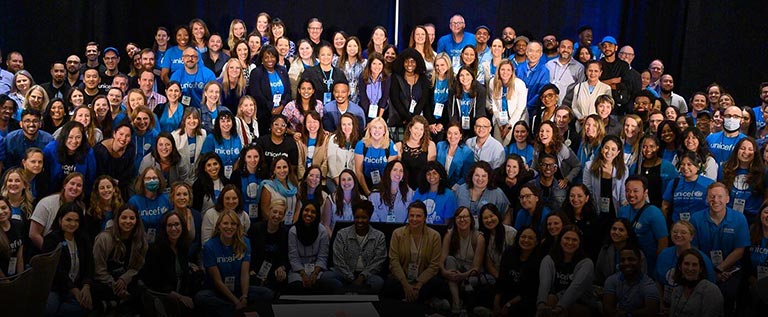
[600,36,617,45]
[103,47,120,56]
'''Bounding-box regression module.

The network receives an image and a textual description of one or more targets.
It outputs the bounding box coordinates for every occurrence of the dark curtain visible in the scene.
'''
[1,0,766,106]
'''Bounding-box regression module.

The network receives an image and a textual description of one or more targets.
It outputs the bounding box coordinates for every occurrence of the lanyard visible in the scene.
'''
[322,68,334,91]
[501,87,509,112]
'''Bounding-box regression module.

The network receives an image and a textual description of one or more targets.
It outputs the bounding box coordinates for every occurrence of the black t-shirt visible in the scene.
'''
[553,260,577,294]
[0,220,24,276]
[257,135,299,168]
[599,58,629,81]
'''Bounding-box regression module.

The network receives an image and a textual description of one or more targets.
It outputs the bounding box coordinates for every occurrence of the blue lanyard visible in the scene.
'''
[501,87,509,112]
[322,68,334,91]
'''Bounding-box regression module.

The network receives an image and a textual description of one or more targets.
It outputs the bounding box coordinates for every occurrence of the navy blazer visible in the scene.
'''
[248,65,292,136]
[436,141,475,187]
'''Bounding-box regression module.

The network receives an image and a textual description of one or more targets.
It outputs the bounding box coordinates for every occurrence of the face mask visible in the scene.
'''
[723,117,740,132]
[145,179,160,192]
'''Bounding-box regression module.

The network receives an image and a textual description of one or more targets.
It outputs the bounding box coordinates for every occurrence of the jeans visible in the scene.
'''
[194,286,274,317]
[324,270,385,294]
[44,291,89,317]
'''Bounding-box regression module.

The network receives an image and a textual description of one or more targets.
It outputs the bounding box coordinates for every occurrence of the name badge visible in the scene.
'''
[600,197,611,214]
[409,99,417,114]
[257,261,273,280]
[710,250,724,266]
[284,208,294,225]
[452,56,461,68]
[272,94,282,107]
[181,96,191,106]
[247,183,259,198]
[407,262,419,281]
[323,92,332,104]
[733,198,746,213]
[371,170,382,185]
[225,165,233,178]
[303,263,316,274]
[368,104,379,119]
[433,103,444,118]
[758,266,768,280]
[680,212,690,221]
[462,116,470,130]
[499,110,509,126]
[147,228,157,243]
[248,204,259,218]
[387,212,397,223]
[11,214,21,221]
[224,276,236,291]
[7,257,17,275]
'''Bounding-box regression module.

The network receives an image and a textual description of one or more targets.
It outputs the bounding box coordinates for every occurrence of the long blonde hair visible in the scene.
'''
[220,59,246,97]
[1,168,35,219]
[227,19,247,52]
[431,53,454,87]
[491,59,517,100]
[362,117,391,149]
[213,210,247,259]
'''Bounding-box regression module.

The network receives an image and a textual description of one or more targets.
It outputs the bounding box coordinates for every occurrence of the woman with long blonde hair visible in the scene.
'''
[487,59,528,146]
[354,117,398,195]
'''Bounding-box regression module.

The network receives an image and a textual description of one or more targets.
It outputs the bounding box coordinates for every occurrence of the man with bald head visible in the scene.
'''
[618,45,642,105]
[546,39,585,103]
[516,41,550,120]
[706,105,747,166]
[648,59,664,93]
[169,47,215,108]
[465,116,505,169]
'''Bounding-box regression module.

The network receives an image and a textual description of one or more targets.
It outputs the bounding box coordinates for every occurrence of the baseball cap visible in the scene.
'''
[600,36,617,45]
[514,36,530,45]
[475,25,491,34]
[103,47,120,56]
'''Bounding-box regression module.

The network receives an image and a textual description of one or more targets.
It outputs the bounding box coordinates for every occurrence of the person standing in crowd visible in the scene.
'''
[436,123,474,188]
[668,249,724,317]
[169,47,215,109]
[128,166,172,243]
[389,49,430,142]
[537,225,596,316]
[395,116,436,188]
[487,59,527,146]
[436,14,476,73]
[249,46,292,137]
[412,161,458,225]
[618,175,668,278]
[369,160,414,224]
[455,161,510,220]
[707,105,747,166]
[602,245,660,317]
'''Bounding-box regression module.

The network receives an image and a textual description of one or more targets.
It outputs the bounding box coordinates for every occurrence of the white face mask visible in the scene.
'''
[723,117,741,132]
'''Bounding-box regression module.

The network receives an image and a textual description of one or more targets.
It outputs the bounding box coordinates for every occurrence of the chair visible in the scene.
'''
[0,246,62,316]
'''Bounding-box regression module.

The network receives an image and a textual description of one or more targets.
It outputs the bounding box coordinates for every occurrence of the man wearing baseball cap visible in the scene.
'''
[599,36,631,115]
[510,35,529,69]
[101,47,123,91]
[475,25,492,66]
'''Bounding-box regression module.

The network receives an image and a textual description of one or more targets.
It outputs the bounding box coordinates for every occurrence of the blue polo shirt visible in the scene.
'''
[689,208,750,262]
[662,176,714,222]
[618,204,669,277]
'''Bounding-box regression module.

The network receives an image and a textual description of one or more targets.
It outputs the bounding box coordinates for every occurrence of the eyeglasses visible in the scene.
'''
[541,93,557,99]
[167,222,182,228]
[182,54,198,59]
[519,194,535,200]
[475,125,491,129]
[540,163,557,169]
[308,27,322,31]
[450,22,465,26]
[22,119,40,124]
[456,215,471,220]
[104,57,118,61]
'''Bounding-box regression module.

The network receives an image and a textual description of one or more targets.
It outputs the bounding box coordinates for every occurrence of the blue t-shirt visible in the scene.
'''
[618,204,669,276]
[458,92,472,117]
[267,71,285,102]
[133,128,160,174]
[203,236,252,293]
[514,207,551,233]
[706,131,746,166]
[662,176,714,222]
[689,208,750,259]
[748,237,768,274]
[306,138,317,168]
[354,140,398,185]
[433,79,449,107]
[508,143,534,167]
[128,193,171,242]
[158,104,184,133]
[436,32,477,72]
[170,67,217,108]
[160,46,206,76]
[412,189,459,225]
[237,172,262,219]
[201,134,242,174]
[720,167,768,216]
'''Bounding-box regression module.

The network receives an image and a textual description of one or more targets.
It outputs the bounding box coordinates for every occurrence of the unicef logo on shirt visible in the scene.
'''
[733,174,749,191]
[694,191,703,198]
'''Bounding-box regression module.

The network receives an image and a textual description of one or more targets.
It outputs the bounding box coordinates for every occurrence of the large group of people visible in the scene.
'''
[0,11,767,317]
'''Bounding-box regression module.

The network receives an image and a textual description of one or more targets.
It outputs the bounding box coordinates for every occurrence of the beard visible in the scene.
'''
[502,38,514,46]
